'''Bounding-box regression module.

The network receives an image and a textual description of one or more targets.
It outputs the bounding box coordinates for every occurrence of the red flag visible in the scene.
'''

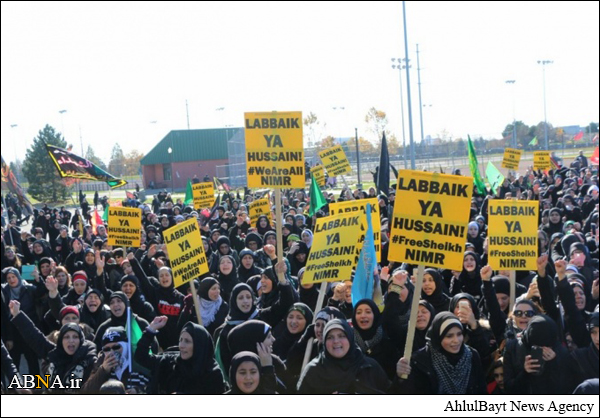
[591,147,599,165]
[573,131,584,141]
[126,191,135,200]
[90,209,103,235]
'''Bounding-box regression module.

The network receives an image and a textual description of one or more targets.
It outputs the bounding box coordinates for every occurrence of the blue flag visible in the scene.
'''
[352,204,377,306]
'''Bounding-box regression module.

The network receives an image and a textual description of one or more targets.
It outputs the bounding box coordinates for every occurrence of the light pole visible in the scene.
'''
[402,1,416,170]
[505,80,516,148]
[216,107,225,127]
[167,147,174,193]
[416,44,425,155]
[10,124,18,163]
[537,60,553,150]
[392,58,410,169]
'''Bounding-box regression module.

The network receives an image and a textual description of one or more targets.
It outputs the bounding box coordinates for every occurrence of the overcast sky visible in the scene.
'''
[2,1,598,165]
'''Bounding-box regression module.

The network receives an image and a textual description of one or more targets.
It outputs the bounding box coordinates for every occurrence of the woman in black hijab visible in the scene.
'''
[297,318,390,394]
[394,312,487,395]
[135,318,226,394]
[569,312,599,389]
[450,251,483,302]
[352,299,399,380]
[272,303,313,361]
[227,351,277,394]
[297,267,321,312]
[237,249,262,284]
[215,255,240,304]
[257,266,295,327]
[178,278,229,337]
[421,268,450,314]
[449,293,494,365]
[503,314,571,394]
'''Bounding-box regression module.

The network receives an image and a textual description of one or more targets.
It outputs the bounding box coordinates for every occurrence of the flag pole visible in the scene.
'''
[274,189,285,282]
[190,282,203,326]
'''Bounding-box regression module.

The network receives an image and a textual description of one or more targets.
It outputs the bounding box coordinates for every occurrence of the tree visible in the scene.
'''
[365,107,389,142]
[303,112,327,148]
[22,124,70,202]
[123,150,145,177]
[347,137,376,155]
[85,145,108,171]
[502,120,531,148]
[316,136,336,152]
[585,122,598,134]
[108,144,126,177]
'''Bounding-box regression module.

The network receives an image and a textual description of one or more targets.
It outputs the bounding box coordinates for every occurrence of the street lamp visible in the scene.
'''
[392,58,410,169]
[167,147,174,193]
[537,60,553,150]
[505,80,517,148]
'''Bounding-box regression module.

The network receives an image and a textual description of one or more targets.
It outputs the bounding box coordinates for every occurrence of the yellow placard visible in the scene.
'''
[107,207,142,247]
[534,151,551,170]
[164,218,209,288]
[244,111,304,188]
[388,170,473,270]
[488,201,538,270]
[249,195,272,228]
[303,212,365,284]
[319,145,352,177]
[330,198,381,263]
[310,165,325,187]
[502,148,522,170]
[192,182,215,210]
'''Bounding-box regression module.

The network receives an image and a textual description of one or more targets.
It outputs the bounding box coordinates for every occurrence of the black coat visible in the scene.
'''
[392,345,487,395]
[569,344,599,389]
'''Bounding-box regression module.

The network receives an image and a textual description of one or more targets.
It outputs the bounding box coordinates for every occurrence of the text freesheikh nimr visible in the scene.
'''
[444,400,595,415]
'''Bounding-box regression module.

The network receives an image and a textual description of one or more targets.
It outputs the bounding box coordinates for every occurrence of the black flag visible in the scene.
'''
[376,132,390,196]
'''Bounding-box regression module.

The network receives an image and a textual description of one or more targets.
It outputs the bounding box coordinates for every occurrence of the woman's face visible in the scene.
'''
[219,257,234,275]
[5,248,15,260]
[416,305,432,331]
[179,331,194,361]
[73,280,87,295]
[355,304,375,331]
[550,211,561,224]
[286,311,307,335]
[302,233,311,245]
[263,331,276,351]
[61,313,80,326]
[513,302,536,330]
[85,293,101,313]
[591,328,599,351]
[62,330,81,356]
[260,275,273,294]
[259,218,268,228]
[158,269,173,288]
[441,328,463,354]
[122,262,133,276]
[315,320,326,343]
[241,255,254,270]
[85,252,95,265]
[7,273,20,288]
[208,284,221,301]
[468,225,479,238]
[422,274,436,296]
[325,329,350,359]
[121,282,137,299]
[219,243,230,255]
[463,255,477,272]
[295,252,307,263]
[573,287,586,311]
[236,290,254,314]
[496,293,510,312]
[33,243,44,255]
[235,361,260,394]
[56,271,69,287]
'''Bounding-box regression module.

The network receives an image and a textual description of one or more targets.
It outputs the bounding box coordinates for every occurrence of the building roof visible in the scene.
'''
[141,128,243,166]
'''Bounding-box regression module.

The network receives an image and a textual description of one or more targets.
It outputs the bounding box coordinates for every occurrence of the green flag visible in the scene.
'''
[309,173,327,217]
[184,179,193,206]
[529,136,538,146]
[485,162,505,195]
[467,136,487,194]
[101,208,108,223]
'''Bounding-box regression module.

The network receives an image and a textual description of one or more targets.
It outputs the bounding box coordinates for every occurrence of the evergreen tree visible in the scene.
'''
[22,124,70,202]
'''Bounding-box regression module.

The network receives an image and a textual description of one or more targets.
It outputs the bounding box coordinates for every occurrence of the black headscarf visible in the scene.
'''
[257,216,274,236]
[303,318,369,394]
[48,323,96,380]
[449,293,480,320]
[227,320,272,357]
[521,314,559,350]
[352,299,382,341]
[272,303,313,360]
[176,322,218,377]
[457,251,483,298]
[226,284,258,325]
[413,300,436,353]
[217,255,240,302]
[258,267,279,309]
[422,269,450,313]
[228,351,266,394]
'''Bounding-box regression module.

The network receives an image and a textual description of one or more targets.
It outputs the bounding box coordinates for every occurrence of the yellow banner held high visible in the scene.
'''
[533,151,551,170]
[107,207,142,248]
[319,145,352,177]
[330,198,381,263]
[164,218,209,288]
[388,170,473,270]
[192,182,215,210]
[501,148,522,170]
[488,200,538,270]
[310,165,325,187]
[249,195,272,228]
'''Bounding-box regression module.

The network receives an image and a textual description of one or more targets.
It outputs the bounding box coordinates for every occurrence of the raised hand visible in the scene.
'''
[8,300,21,318]
[481,265,493,282]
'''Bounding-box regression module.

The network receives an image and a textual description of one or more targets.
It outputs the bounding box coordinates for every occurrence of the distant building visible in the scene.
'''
[141,128,245,190]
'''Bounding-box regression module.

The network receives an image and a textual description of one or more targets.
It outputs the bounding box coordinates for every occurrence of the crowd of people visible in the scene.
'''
[0,157,598,395]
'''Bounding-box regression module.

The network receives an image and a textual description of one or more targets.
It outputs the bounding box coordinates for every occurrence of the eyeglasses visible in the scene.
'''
[513,310,536,318]
[102,345,123,353]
